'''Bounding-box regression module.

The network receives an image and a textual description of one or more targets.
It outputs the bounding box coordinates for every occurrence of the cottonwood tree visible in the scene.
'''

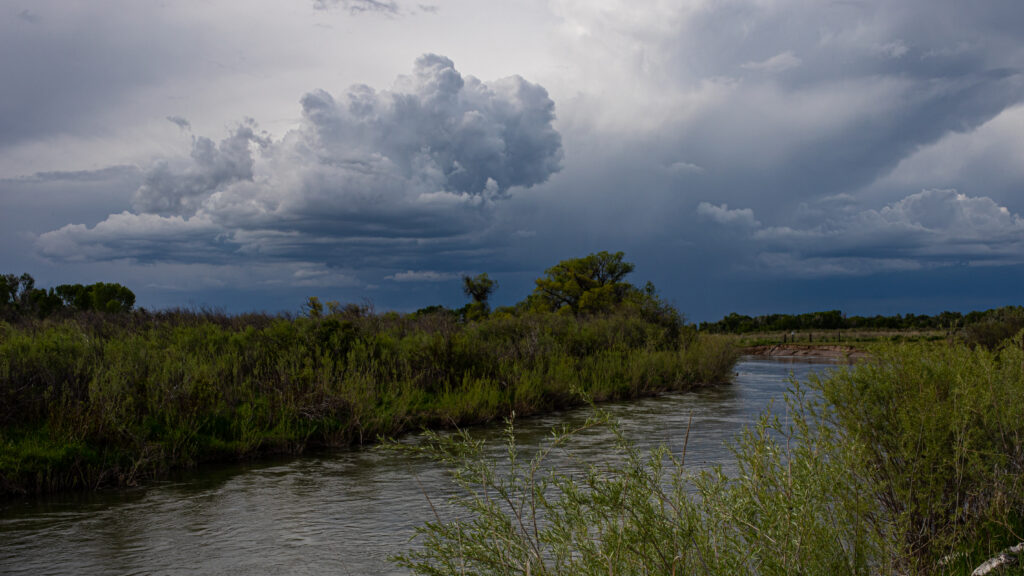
[531,251,636,314]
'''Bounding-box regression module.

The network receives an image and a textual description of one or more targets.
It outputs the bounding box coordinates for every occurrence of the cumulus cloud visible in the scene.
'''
[132,120,267,217]
[36,55,563,270]
[697,202,760,227]
[38,211,222,263]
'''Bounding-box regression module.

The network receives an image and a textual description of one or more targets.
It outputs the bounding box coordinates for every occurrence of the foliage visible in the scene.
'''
[0,252,712,495]
[530,251,636,314]
[0,305,736,495]
[462,273,498,321]
[960,307,1024,349]
[391,385,890,576]
[463,273,498,305]
[821,337,1024,572]
[395,337,1024,576]
[699,309,986,335]
[1,273,135,319]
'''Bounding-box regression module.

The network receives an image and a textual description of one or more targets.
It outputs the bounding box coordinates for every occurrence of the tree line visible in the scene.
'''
[0,273,135,320]
[699,306,1024,346]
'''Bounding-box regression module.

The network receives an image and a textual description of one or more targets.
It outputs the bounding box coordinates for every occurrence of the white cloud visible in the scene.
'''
[697,202,760,227]
[749,189,1024,275]
[37,211,221,262]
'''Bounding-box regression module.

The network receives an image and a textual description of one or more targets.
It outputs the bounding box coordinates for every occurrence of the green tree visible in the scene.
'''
[532,251,636,314]
[462,273,496,306]
[54,283,90,310]
[1,275,134,318]
[0,274,18,314]
[461,273,497,321]
[87,282,135,313]
[0,273,60,318]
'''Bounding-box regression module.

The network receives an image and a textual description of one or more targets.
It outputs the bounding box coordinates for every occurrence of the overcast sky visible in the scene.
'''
[3,0,1023,321]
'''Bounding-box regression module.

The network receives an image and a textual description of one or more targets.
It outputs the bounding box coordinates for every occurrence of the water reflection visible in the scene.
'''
[0,358,836,576]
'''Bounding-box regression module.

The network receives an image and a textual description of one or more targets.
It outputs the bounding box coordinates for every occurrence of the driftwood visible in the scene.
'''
[972,543,1024,576]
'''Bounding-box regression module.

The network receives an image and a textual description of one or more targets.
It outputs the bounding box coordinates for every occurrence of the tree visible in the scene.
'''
[462,273,497,320]
[0,274,18,312]
[532,251,636,314]
[55,282,135,313]
[90,282,135,313]
[462,273,497,306]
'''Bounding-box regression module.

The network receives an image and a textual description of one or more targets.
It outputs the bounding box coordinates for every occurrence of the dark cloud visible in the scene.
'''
[166,116,191,131]
[37,55,563,275]
[5,165,139,184]
[559,0,1024,223]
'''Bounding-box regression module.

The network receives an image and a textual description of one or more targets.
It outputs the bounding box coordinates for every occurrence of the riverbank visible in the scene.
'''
[743,343,869,360]
[0,357,818,575]
[400,339,1024,576]
[0,309,738,497]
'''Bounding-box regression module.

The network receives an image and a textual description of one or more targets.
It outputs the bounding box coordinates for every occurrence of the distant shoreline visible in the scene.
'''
[743,343,869,360]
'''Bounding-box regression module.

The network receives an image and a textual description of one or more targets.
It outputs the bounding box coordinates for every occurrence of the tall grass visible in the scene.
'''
[0,309,737,496]
[394,336,1024,575]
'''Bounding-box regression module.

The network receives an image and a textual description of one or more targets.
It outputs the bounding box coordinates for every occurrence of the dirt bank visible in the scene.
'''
[743,344,869,360]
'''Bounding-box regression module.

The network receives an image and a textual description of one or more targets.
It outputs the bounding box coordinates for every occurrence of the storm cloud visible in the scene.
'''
[38,55,562,271]
[6,0,1024,317]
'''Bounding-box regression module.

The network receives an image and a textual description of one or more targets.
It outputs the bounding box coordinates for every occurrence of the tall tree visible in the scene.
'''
[532,251,635,314]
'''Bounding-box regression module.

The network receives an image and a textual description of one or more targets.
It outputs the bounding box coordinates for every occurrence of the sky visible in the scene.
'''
[2,0,1023,322]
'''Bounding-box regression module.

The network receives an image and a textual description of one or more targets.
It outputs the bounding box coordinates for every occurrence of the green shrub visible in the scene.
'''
[394,338,1024,576]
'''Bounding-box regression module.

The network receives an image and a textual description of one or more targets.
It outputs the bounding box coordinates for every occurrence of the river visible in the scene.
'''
[0,357,839,575]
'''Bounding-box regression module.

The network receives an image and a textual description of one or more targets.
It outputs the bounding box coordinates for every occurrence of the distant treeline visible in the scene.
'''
[700,307,1024,334]
[1,273,135,320]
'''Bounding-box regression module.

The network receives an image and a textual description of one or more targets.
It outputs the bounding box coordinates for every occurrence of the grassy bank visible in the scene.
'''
[0,308,737,496]
[396,335,1024,575]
